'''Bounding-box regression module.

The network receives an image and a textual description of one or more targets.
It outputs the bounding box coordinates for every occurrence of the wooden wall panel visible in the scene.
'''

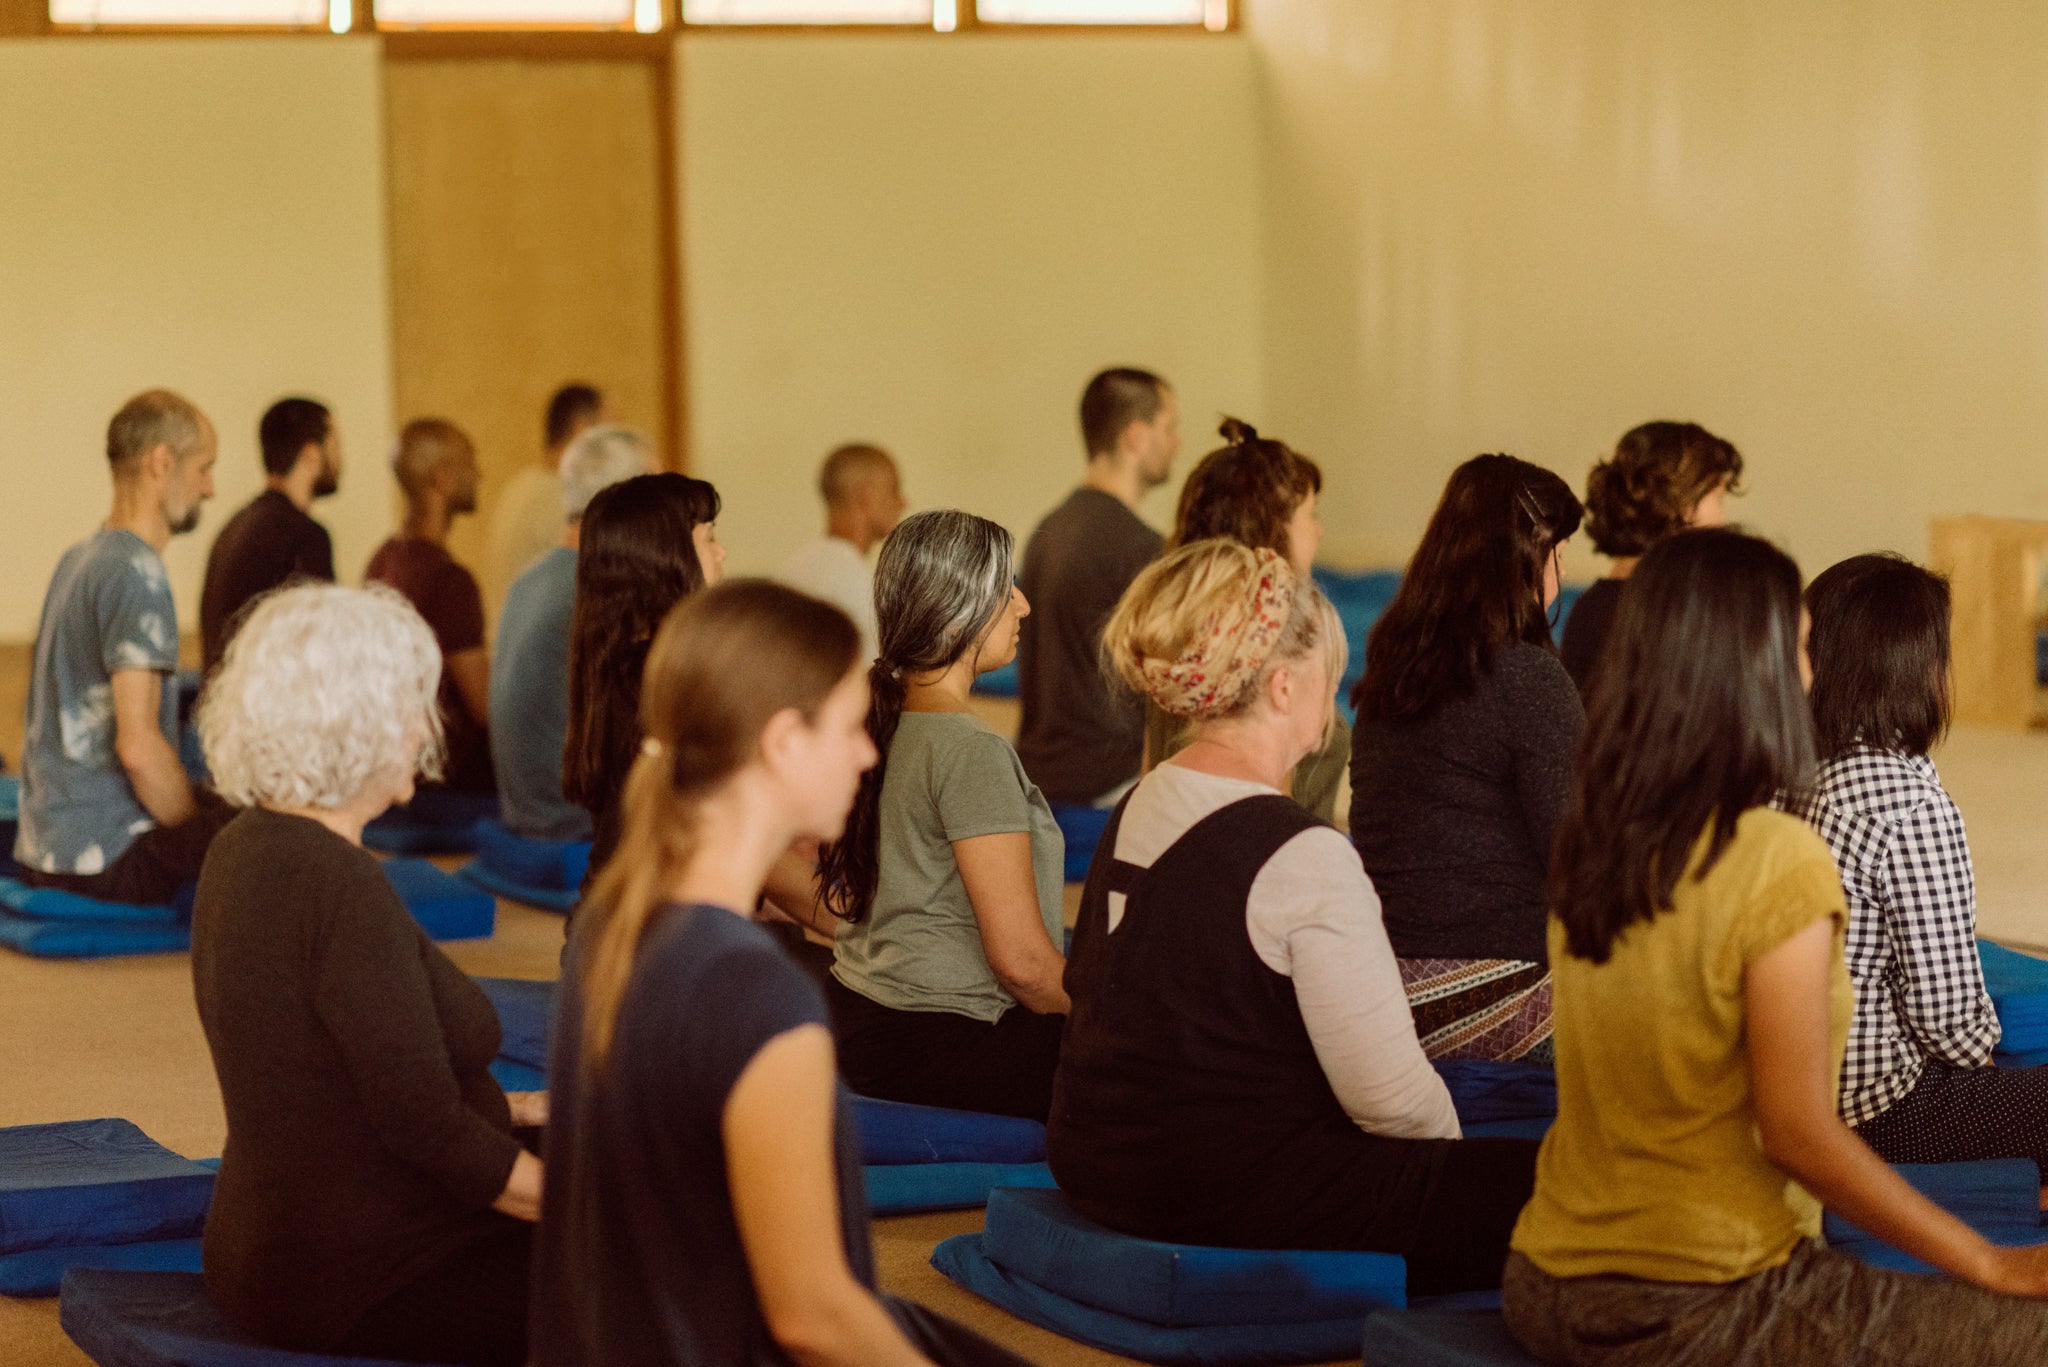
[383,55,670,587]
[1928,515,2048,732]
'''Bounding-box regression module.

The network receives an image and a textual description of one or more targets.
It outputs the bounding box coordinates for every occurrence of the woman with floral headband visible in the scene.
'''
[1047,540,1539,1297]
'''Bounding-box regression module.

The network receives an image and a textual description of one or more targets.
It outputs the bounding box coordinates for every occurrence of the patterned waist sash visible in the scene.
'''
[1399,957,1554,1064]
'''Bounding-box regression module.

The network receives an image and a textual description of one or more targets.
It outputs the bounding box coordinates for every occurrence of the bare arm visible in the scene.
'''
[762,840,837,937]
[1748,918,2048,1296]
[444,646,492,730]
[955,831,1069,1015]
[110,669,195,826]
[726,1025,936,1367]
[492,1149,544,1222]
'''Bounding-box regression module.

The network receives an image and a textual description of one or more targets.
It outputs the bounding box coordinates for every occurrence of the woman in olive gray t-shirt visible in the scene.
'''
[815,510,1069,1121]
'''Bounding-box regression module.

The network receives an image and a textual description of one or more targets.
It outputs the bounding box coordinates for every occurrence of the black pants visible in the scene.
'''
[1855,1058,2048,1175]
[338,1225,532,1367]
[887,1293,1038,1365]
[22,789,237,906]
[826,976,1065,1122]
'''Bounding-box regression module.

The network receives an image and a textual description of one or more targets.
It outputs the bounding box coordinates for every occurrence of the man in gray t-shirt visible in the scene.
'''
[16,390,228,904]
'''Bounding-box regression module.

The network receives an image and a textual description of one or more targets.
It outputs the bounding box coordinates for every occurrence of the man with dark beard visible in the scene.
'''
[367,418,494,793]
[199,397,342,675]
[15,388,232,904]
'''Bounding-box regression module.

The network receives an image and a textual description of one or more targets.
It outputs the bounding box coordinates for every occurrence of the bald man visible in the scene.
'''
[17,389,235,905]
[365,418,493,793]
[777,443,905,662]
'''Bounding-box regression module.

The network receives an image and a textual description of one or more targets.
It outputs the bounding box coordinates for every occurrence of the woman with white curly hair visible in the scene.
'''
[190,583,542,1367]
[1046,539,1539,1299]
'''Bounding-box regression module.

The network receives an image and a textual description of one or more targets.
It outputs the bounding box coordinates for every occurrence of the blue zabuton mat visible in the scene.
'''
[60,1268,451,1366]
[0,910,192,959]
[379,859,493,942]
[865,1161,1056,1217]
[852,1096,1046,1165]
[468,820,589,891]
[362,792,500,856]
[1048,805,1110,885]
[1825,1158,2048,1273]
[1360,1308,1541,1366]
[1433,1060,1556,1126]
[473,977,554,1072]
[1980,940,2048,1055]
[0,1120,214,1256]
[0,1237,202,1298]
[455,861,578,915]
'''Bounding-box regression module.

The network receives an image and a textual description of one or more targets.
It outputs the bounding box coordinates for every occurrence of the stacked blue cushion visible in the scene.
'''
[933,1186,1409,1365]
[1825,1159,2048,1272]
[857,1097,1051,1217]
[456,820,589,914]
[62,1267,447,1366]
[1361,1308,1540,1366]
[362,791,500,856]
[0,1120,214,1299]
[1979,939,2048,1064]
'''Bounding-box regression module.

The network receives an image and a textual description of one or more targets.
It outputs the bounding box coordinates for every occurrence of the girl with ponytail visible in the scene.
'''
[531,579,1033,1367]
[814,509,1069,1122]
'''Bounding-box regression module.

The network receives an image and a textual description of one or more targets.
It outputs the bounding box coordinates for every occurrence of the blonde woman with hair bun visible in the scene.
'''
[1049,540,1541,1299]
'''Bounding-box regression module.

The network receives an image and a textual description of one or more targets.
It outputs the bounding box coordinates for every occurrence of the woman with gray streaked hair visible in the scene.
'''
[190,582,541,1366]
[813,509,1069,1120]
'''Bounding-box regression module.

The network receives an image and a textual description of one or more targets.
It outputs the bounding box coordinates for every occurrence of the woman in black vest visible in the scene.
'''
[1049,540,1540,1297]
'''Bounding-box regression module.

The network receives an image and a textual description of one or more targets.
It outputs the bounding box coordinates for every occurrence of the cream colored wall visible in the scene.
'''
[677,32,1263,576]
[0,37,394,642]
[1248,0,2048,579]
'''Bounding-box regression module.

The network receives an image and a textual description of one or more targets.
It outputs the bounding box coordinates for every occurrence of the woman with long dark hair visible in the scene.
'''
[1506,528,2048,1366]
[1801,554,2048,1185]
[814,509,1067,1121]
[533,581,1033,1367]
[563,471,724,884]
[1559,420,1742,696]
[1348,454,1583,1062]
[1146,417,1346,821]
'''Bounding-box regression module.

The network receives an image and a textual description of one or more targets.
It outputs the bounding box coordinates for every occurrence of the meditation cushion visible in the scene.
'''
[1825,1159,2048,1273]
[0,773,18,859]
[864,1161,1057,1217]
[852,1096,1047,1165]
[456,862,578,914]
[60,1268,449,1367]
[1048,803,1112,885]
[472,976,554,1072]
[0,910,192,959]
[467,820,590,891]
[1432,1060,1557,1126]
[971,658,1020,699]
[0,1120,214,1256]
[0,1238,202,1298]
[1461,1117,1553,1140]
[378,859,494,941]
[488,1059,547,1093]
[1979,939,2048,1056]
[1360,1309,1542,1367]
[0,877,193,927]
[361,791,500,856]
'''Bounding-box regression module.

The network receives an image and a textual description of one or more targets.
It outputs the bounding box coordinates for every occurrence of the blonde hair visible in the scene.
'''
[198,583,444,809]
[1102,539,1345,724]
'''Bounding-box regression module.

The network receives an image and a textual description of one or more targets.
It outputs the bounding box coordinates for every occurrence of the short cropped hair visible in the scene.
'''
[546,383,604,449]
[198,583,445,810]
[1806,553,1952,760]
[258,398,331,478]
[560,423,654,520]
[819,444,895,508]
[107,390,204,470]
[1080,368,1167,458]
[392,418,470,501]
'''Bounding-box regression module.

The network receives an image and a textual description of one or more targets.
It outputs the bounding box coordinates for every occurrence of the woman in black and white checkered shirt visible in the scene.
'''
[1801,552,2045,1185]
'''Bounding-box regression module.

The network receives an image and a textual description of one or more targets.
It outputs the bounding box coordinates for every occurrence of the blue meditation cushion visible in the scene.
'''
[0,1120,214,1256]
[0,876,192,927]
[455,860,579,915]
[1825,1158,2045,1273]
[0,1237,203,1298]
[0,774,18,821]
[0,909,192,959]
[932,1233,1371,1366]
[1360,1308,1542,1366]
[977,1186,1407,1328]
[1980,940,2048,1048]
[852,1096,1046,1165]
[379,859,494,942]
[362,791,501,856]
[488,1059,547,1093]
[468,819,590,891]
[1462,1117,1553,1140]
[1048,804,1109,885]
[864,1161,1056,1217]
[60,1268,449,1366]
[472,977,555,1072]
[971,659,1020,699]
[1432,1060,1557,1126]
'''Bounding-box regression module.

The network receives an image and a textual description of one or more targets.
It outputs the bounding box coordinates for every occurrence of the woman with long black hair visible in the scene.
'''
[1506,528,2048,1366]
[814,509,1067,1121]
[1349,454,1583,1062]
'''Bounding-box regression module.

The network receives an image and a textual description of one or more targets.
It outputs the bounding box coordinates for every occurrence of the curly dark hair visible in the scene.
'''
[1583,421,1743,558]
[1167,417,1322,560]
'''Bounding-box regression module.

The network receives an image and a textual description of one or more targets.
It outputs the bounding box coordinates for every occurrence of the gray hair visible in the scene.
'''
[198,583,445,809]
[107,390,205,468]
[560,423,655,520]
[874,509,1015,676]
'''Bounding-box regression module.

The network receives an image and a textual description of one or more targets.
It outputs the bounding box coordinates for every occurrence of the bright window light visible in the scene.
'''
[375,0,631,22]
[976,0,1204,21]
[328,0,350,27]
[50,0,323,22]
[681,0,930,20]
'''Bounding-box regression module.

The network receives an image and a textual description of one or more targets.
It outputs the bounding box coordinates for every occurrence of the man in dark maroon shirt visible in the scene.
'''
[366,418,493,793]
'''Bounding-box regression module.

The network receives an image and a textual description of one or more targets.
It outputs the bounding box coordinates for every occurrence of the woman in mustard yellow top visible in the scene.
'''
[1505,528,2048,1366]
